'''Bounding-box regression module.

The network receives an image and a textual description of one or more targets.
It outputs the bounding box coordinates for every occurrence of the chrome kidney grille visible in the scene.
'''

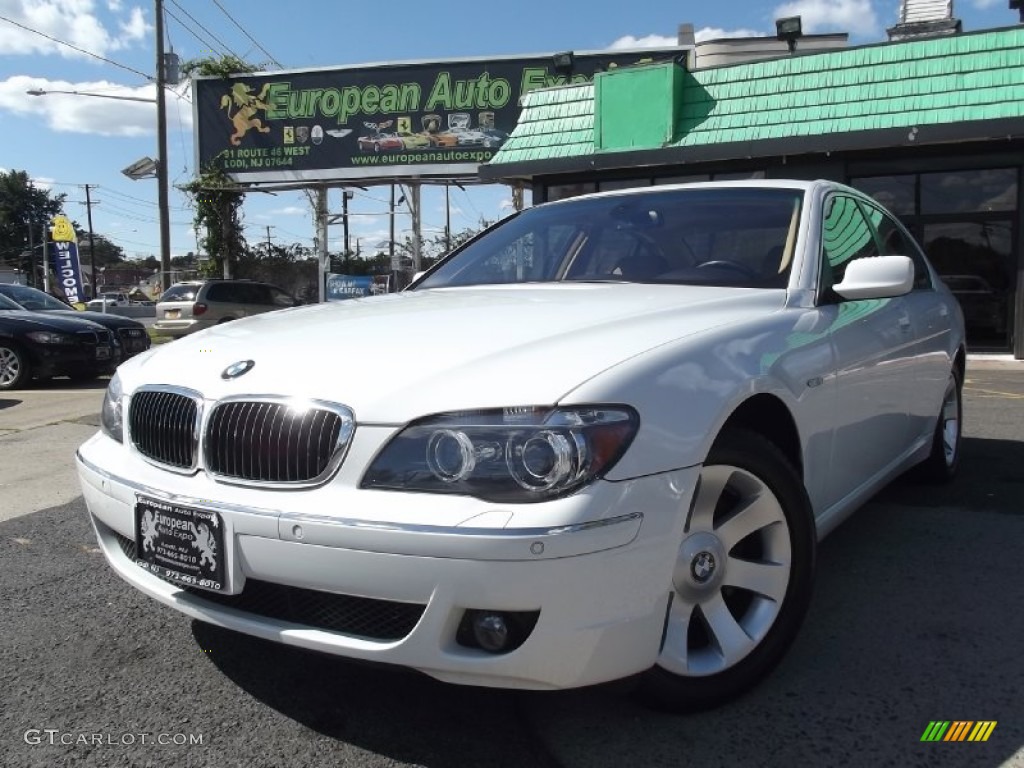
[127,388,354,486]
[205,399,353,485]
[129,388,201,470]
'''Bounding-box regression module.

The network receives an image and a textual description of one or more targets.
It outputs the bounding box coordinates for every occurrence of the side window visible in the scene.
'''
[269,287,295,307]
[863,205,933,290]
[821,195,880,290]
[204,283,231,302]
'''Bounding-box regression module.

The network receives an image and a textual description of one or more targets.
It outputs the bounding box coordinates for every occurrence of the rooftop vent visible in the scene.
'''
[888,0,962,40]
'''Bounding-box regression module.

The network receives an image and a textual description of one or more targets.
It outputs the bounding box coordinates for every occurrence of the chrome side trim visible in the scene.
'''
[76,450,642,539]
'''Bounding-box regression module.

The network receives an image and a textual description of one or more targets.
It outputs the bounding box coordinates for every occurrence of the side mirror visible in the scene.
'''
[833,255,913,300]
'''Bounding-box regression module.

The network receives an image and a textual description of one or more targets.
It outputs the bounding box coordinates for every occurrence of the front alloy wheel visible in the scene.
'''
[0,344,30,390]
[639,428,815,711]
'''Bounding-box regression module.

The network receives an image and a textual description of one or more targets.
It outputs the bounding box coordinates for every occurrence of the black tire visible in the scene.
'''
[636,428,816,712]
[0,342,31,390]
[915,367,962,484]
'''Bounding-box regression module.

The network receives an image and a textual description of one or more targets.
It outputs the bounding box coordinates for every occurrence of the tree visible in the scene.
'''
[0,170,67,282]
[76,232,126,267]
[179,55,262,279]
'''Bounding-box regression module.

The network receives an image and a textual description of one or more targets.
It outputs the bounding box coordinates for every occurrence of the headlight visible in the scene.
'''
[25,331,76,344]
[100,372,124,443]
[361,406,638,502]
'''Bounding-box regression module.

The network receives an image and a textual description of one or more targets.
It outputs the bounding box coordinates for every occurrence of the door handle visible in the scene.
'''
[898,316,912,332]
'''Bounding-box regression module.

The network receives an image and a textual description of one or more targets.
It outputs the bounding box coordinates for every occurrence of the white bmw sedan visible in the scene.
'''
[76,180,965,710]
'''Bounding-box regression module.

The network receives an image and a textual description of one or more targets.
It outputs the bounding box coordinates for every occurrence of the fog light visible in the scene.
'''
[473,612,509,652]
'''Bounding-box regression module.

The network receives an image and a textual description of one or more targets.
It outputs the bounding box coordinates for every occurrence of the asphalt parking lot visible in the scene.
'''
[1,365,1022,768]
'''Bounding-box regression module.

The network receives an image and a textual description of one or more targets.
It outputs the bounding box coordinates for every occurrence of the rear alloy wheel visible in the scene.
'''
[916,368,962,483]
[638,429,815,711]
[0,344,30,390]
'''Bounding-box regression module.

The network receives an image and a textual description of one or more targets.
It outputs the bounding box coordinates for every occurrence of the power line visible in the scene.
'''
[162,4,224,57]
[166,0,243,60]
[209,0,283,68]
[0,13,152,81]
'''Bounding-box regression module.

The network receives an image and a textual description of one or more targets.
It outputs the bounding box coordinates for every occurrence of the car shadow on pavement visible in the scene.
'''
[191,620,572,767]
[189,435,1024,768]
[0,397,20,409]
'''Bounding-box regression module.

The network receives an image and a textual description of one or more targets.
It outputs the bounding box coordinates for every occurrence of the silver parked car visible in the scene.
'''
[152,279,300,338]
[78,180,965,710]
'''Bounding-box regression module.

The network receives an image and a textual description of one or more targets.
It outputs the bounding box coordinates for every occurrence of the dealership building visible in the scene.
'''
[481,20,1024,358]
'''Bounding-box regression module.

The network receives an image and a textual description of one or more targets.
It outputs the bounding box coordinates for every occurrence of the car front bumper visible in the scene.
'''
[76,431,700,690]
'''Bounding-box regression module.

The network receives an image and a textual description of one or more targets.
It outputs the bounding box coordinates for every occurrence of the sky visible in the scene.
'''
[0,0,1018,266]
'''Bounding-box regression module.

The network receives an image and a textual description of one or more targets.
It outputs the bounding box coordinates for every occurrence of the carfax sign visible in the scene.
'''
[193,48,687,183]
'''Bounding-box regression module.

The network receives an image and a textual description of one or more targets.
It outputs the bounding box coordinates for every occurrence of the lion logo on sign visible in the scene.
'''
[140,509,158,554]
[189,522,217,569]
[220,83,272,146]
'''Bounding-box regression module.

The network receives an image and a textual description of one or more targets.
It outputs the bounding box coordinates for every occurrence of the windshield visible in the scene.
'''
[0,293,22,310]
[417,187,804,290]
[0,284,70,310]
[160,284,199,302]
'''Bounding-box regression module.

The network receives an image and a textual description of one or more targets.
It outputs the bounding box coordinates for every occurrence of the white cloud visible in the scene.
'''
[773,0,879,37]
[117,6,147,42]
[971,0,1002,7]
[610,27,764,50]
[265,206,307,217]
[0,0,151,60]
[0,75,189,137]
[693,27,764,41]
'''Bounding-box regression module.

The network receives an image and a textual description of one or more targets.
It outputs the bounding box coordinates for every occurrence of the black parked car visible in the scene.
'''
[0,293,119,390]
[0,283,151,359]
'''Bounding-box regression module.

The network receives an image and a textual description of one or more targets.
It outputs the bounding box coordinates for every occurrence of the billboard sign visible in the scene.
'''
[194,48,688,184]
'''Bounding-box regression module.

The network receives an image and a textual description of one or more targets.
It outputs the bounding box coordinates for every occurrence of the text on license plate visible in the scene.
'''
[134,496,226,592]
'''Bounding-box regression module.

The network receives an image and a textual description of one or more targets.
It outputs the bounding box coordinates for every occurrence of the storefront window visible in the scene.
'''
[713,170,766,180]
[654,174,710,185]
[924,221,1013,346]
[920,169,1017,214]
[546,182,597,202]
[851,175,915,215]
[598,179,652,191]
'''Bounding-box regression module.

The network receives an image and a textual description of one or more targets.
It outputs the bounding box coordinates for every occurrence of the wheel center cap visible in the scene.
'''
[691,551,716,583]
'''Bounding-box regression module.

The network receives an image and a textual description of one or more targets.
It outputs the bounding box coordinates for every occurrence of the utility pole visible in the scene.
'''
[342,190,353,260]
[41,224,49,294]
[410,182,422,273]
[316,186,328,303]
[445,183,451,254]
[26,216,35,289]
[155,0,171,291]
[389,184,397,274]
[83,184,98,301]
[265,225,274,251]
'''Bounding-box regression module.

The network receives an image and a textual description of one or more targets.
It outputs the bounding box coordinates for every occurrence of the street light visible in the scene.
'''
[26,88,156,104]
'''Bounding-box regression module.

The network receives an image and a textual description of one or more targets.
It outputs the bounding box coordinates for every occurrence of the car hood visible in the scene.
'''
[0,309,107,332]
[124,284,784,423]
[44,309,142,328]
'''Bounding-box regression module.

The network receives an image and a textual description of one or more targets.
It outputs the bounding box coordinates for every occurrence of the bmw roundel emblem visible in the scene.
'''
[222,360,255,380]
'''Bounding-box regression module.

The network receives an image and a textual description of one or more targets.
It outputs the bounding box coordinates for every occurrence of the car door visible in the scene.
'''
[818,193,916,508]
[864,202,953,444]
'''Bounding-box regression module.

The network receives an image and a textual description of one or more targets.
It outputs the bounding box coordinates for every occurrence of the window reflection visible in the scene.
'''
[924,221,1012,345]
[851,175,915,215]
[920,169,1017,214]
